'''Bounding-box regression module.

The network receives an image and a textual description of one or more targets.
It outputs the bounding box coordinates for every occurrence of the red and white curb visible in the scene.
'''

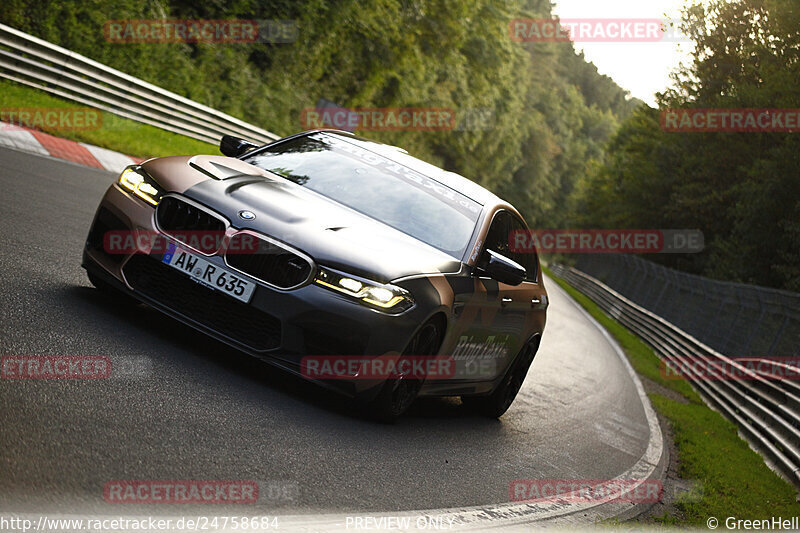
[0,122,144,172]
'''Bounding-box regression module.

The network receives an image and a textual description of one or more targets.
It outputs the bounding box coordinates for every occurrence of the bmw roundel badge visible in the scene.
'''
[238,210,256,221]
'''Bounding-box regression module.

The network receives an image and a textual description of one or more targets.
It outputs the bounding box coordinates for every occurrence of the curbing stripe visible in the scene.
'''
[81,142,139,173]
[0,121,141,172]
[0,124,50,156]
[30,130,103,169]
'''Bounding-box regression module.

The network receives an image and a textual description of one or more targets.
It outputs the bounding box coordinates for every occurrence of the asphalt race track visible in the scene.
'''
[0,146,656,520]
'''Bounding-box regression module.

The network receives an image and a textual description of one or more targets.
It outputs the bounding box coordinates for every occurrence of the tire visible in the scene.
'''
[367,318,444,423]
[461,338,539,418]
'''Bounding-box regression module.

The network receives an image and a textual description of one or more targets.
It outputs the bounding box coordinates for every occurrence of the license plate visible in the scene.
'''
[161,243,255,303]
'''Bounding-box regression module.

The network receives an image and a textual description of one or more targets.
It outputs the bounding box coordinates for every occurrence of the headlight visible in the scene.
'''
[118,166,164,206]
[314,268,414,313]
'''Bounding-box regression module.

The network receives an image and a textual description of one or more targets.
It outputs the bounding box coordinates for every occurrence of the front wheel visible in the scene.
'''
[366,318,443,423]
[462,338,539,418]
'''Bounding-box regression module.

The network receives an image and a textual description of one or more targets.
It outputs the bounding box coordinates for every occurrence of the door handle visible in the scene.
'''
[501,297,513,307]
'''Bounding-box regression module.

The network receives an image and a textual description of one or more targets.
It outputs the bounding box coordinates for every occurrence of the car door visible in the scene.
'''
[504,213,547,341]
[450,210,535,381]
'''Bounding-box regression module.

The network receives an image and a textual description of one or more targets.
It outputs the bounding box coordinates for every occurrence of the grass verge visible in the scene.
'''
[0,79,217,159]
[543,265,800,526]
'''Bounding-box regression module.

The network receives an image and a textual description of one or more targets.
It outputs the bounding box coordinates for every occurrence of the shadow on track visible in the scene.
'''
[69,284,499,426]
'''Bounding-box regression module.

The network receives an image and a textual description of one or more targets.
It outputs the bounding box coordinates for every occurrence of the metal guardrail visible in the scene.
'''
[550,264,800,490]
[0,23,280,146]
[573,254,799,358]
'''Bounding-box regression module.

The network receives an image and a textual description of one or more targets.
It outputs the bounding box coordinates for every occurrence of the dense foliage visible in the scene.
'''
[11,1,792,291]
[0,0,638,230]
[576,0,800,291]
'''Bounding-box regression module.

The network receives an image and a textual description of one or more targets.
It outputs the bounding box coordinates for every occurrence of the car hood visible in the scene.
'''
[145,155,463,283]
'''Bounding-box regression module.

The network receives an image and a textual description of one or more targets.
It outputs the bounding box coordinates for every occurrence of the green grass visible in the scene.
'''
[0,79,217,159]
[543,265,800,526]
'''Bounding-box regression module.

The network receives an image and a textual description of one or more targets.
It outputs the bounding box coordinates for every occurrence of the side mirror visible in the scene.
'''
[483,250,526,286]
[220,135,258,157]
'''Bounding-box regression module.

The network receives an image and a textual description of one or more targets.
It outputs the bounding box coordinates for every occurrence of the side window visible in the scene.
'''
[509,216,538,282]
[479,210,538,282]
[478,211,512,270]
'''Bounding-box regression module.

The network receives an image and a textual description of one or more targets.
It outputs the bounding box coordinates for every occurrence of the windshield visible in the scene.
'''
[244,133,481,257]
